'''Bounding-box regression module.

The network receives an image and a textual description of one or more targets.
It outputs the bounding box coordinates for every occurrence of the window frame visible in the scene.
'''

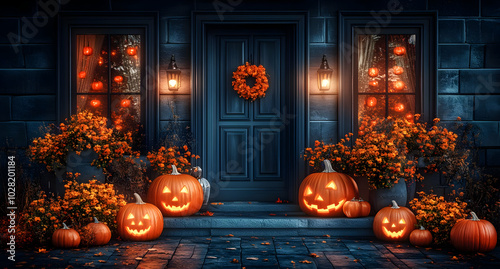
[58,12,158,149]
[338,11,437,138]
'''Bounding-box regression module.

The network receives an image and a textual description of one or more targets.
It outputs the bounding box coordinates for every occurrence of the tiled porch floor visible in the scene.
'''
[12,236,500,268]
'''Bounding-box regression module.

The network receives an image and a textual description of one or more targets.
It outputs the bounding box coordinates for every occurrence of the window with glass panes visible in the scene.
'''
[75,34,143,134]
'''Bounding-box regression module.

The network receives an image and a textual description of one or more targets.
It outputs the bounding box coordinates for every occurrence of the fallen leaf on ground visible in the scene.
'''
[309,253,319,257]
[251,236,258,239]
[94,252,104,257]
[451,256,459,261]
[200,211,214,216]
[291,260,295,264]
[231,258,239,263]
[322,241,327,243]
[396,245,402,248]
[49,257,60,260]
[300,260,312,264]
[263,258,269,262]
[98,260,106,263]
[38,248,47,253]
[261,242,270,245]
[291,246,296,248]
[324,234,331,237]
[269,213,276,216]
[246,257,259,260]
[354,259,359,262]
[227,234,234,237]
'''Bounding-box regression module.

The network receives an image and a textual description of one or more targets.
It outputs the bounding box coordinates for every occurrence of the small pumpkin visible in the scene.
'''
[409,226,433,247]
[343,197,371,218]
[450,212,497,252]
[85,217,111,246]
[52,223,81,248]
[91,81,104,91]
[393,46,406,56]
[373,200,416,241]
[83,46,93,56]
[116,193,164,241]
[299,159,359,217]
[148,165,204,217]
[368,67,379,77]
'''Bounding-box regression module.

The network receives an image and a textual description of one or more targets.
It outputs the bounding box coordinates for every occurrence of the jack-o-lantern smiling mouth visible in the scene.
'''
[162,202,190,212]
[303,199,346,214]
[382,227,405,238]
[125,226,151,236]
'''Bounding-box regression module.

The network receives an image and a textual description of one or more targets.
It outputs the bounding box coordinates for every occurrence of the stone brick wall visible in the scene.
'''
[1,0,499,190]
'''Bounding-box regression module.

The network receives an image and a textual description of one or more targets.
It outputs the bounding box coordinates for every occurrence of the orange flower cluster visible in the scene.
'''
[29,111,135,172]
[147,145,199,175]
[304,115,461,190]
[232,62,269,101]
[410,191,468,245]
[22,175,126,245]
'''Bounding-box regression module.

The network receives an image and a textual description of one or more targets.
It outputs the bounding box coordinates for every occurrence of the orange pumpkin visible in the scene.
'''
[368,67,379,77]
[393,66,404,75]
[343,197,371,218]
[114,75,123,83]
[90,99,101,108]
[127,46,137,56]
[91,81,104,91]
[373,200,416,241]
[299,160,359,217]
[365,97,377,107]
[394,103,405,112]
[83,46,93,56]
[450,212,497,252]
[52,223,81,248]
[393,81,406,91]
[85,217,111,246]
[409,226,433,247]
[368,80,378,87]
[116,193,163,241]
[120,99,131,108]
[78,71,86,79]
[148,165,204,217]
[393,46,406,56]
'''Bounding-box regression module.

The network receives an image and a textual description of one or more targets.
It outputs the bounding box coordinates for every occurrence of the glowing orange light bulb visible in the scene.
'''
[368,67,379,77]
[393,66,404,75]
[83,46,93,56]
[369,80,378,87]
[366,97,377,107]
[127,47,137,56]
[90,99,101,107]
[394,81,406,91]
[78,71,86,79]
[120,99,131,108]
[394,103,405,112]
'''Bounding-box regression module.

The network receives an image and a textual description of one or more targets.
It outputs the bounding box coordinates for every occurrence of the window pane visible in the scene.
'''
[388,34,416,93]
[111,95,141,133]
[77,95,108,116]
[76,35,109,93]
[358,95,386,122]
[388,95,415,118]
[110,35,141,93]
[358,35,386,93]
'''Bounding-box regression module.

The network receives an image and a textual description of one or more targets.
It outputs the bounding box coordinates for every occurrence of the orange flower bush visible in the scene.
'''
[29,111,135,172]
[22,175,126,246]
[304,115,463,190]
[232,62,269,101]
[409,191,469,245]
[147,145,199,174]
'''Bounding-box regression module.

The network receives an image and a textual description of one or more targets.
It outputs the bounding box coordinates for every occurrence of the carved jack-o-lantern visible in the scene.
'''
[299,160,359,217]
[116,193,163,241]
[148,165,203,217]
[373,200,416,241]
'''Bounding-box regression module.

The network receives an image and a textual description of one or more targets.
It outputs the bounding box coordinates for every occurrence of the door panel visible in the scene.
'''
[207,26,291,201]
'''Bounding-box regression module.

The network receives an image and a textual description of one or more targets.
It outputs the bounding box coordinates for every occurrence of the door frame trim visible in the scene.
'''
[192,11,307,202]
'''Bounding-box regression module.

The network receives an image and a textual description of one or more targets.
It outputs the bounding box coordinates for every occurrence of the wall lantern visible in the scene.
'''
[317,55,333,91]
[166,55,181,91]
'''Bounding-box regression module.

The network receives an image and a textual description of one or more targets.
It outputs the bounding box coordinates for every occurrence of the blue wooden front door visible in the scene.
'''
[206,26,293,201]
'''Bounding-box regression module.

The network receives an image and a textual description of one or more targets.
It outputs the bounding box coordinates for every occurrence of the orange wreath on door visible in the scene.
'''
[232,62,269,101]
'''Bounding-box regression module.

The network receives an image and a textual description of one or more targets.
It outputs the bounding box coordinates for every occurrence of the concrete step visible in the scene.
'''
[161,203,374,237]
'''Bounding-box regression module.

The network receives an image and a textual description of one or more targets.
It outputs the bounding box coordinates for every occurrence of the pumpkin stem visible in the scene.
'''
[470,211,480,221]
[351,197,357,201]
[391,200,399,208]
[62,223,69,229]
[171,165,181,175]
[133,193,146,204]
[420,226,425,230]
[93,217,99,223]
[322,159,336,173]
[359,197,364,202]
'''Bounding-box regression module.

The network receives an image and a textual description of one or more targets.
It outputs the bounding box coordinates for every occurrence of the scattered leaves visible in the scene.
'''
[94,252,104,257]
[261,242,271,245]
[200,211,214,216]
[231,258,239,263]
[263,259,269,262]
[309,253,319,258]
[38,248,48,253]
[210,202,224,205]
[324,234,331,237]
[300,260,312,264]
[98,260,106,263]
[227,234,234,237]
[269,213,276,216]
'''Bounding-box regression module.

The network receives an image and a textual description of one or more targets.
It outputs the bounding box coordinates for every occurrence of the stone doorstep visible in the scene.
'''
[161,203,374,237]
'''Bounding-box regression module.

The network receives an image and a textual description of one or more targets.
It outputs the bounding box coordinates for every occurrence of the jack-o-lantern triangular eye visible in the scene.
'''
[399,219,406,224]
[180,186,188,193]
[143,214,150,220]
[326,181,337,190]
[304,187,313,196]
[382,217,389,224]
[163,186,171,193]
[127,213,135,219]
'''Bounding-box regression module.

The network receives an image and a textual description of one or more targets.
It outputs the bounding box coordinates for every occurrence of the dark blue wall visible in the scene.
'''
[1,0,499,188]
